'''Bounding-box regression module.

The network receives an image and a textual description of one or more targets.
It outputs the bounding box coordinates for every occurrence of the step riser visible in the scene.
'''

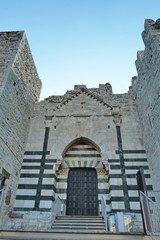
[55,220,104,225]
[52,223,105,225]
[52,216,106,232]
[56,218,104,219]
[55,220,104,222]
[53,228,105,230]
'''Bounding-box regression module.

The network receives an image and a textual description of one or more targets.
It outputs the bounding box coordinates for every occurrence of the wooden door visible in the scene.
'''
[66,168,98,216]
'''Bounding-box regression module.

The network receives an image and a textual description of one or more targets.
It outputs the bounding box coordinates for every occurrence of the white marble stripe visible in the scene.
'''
[22,162,41,166]
[14,200,35,208]
[19,178,39,184]
[16,189,37,196]
[20,169,40,174]
[124,162,149,166]
[123,153,147,159]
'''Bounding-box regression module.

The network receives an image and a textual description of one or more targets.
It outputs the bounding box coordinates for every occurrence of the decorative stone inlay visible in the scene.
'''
[102,163,109,175]
[96,168,108,175]
[57,168,69,176]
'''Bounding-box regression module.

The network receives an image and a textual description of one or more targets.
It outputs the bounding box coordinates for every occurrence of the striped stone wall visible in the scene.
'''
[108,125,152,213]
[14,127,56,212]
[14,132,152,215]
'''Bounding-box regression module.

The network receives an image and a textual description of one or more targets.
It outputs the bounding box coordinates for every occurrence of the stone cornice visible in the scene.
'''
[44,87,113,112]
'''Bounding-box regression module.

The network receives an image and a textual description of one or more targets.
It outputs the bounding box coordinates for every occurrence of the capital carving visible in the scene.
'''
[96,168,108,176]
[102,163,109,175]
[113,116,122,126]
[57,168,69,176]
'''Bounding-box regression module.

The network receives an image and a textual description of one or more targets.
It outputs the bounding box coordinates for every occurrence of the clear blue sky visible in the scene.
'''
[0,0,160,100]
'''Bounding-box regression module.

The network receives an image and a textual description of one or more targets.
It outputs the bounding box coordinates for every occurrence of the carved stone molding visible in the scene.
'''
[55,160,62,173]
[96,168,108,176]
[57,168,69,176]
[113,116,122,126]
[102,163,109,175]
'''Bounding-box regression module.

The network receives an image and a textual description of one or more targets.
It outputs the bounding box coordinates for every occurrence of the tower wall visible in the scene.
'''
[0,31,41,220]
[132,19,160,191]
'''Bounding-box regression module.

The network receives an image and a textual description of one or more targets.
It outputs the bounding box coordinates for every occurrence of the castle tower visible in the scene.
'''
[132,19,160,192]
[0,31,41,220]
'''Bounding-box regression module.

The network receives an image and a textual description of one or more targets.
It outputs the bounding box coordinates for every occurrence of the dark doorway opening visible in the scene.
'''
[66,168,98,216]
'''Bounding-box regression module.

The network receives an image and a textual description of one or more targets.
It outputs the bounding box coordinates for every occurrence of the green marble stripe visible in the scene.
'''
[126,174,151,178]
[108,159,120,163]
[110,165,121,169]
[20,173,56,178]
[71,161,76,167]
[128,197,140,201]
[109,184,153,191]
[18,184,56,190]
[40,196,54,201]
[111,209,141,213]
[110,165,149,170]
[125,166,149,170]
[84,161,87,167]
[69,148,97,151]
[23,159,57,163]
[94,161,100,167]
[56,189,67,193]
[16,195,36,200]
[14,207,52,212]
[21,165,53,170]
[103,196,140,202]
[111,197,124,201]
[89,161,94,167]
[109,174,122,178]
[18,184,37,189]
[16,195,54,202]
[116,150,146,154]
[124,158,147,162]
[65,161,71,167]
[127,185,153,190]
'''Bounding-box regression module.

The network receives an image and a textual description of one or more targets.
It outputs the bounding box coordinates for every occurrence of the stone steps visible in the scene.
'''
[51,216,106,232]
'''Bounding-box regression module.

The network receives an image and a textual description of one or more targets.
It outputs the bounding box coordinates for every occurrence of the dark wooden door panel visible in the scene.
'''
[66,168,98,216]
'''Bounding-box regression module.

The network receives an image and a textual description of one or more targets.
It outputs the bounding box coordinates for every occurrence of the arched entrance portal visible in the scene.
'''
[56,138,108,216]
[66,168,98,216]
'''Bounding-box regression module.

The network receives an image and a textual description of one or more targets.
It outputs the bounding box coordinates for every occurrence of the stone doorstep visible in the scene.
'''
[0,231,156,240]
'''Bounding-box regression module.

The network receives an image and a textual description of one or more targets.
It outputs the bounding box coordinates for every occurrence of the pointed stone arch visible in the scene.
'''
[57,137,103,171]
[56,137,109,175]
[62,137,101,158]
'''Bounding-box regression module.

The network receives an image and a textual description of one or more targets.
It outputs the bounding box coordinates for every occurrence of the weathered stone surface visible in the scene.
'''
[132,18,160,192]
[0,19,160,234]
[0,31,41,224]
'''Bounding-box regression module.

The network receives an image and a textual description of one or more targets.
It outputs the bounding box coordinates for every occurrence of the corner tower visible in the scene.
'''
[0,31,41,219]
[132,19,160,192]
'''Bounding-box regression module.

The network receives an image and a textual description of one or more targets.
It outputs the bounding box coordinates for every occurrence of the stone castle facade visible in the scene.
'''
[0,19,160,232]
